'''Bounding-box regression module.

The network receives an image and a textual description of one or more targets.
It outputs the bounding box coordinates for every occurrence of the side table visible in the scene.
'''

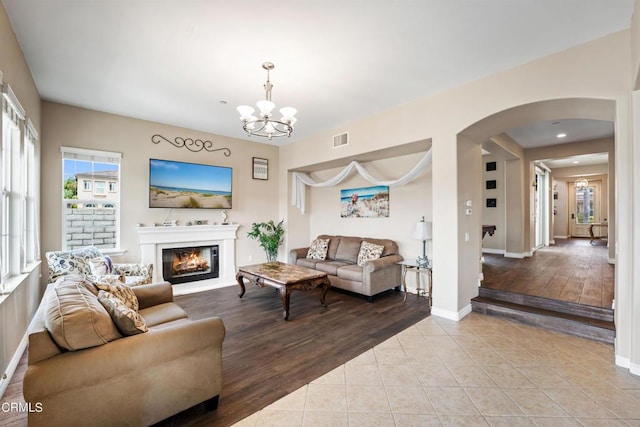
[397,260,432,306]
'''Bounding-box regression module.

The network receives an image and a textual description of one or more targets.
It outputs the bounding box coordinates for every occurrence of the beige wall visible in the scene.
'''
[0,6,40,127]
[457,135,482,308]
[482,155,506,252]
[40,102,280,268]
[633,0,640,89]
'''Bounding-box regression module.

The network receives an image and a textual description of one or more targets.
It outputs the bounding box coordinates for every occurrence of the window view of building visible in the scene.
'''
[62,148,121,250]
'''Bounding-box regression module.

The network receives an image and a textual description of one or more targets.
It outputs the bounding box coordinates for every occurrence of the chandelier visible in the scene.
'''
[237,62,297,140]
[576,177,589,189]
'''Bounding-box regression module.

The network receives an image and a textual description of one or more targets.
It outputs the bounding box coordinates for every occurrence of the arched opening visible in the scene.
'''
[458,98,616,341]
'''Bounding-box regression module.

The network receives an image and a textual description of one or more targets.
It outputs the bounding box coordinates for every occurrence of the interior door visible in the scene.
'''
[569,180,601,238]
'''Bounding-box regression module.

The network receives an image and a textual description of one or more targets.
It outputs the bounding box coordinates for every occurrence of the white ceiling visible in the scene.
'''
[541,152,609,169]
[505,119,614,149]
[2,0,634,147]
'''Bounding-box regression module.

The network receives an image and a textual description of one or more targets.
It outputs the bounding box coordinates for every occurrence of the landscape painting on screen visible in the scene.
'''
[149,159,232,209]
[340,185,389,218]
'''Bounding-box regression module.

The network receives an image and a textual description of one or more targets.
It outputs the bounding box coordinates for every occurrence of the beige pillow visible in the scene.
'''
[97,290,149,336]
[45,276,122,351]
[306,238,330,260]
[94,280,139,312]
[356,241,385,266]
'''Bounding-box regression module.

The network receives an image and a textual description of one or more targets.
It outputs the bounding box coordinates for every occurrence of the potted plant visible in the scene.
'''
[247,219,285,262]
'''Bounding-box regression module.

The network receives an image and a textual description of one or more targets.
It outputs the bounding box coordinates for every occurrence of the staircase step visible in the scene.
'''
[471,296,615,344]
[478,287,613,322]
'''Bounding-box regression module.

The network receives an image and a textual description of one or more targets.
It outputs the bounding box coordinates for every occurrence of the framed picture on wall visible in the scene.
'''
[340,186,389,218]
[486,161,497,171]
[486,180,497,190]
[252,157,268,180]
[486,198,497,208]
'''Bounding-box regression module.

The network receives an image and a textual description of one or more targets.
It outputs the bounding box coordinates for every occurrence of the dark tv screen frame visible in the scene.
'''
[149,158,232,209]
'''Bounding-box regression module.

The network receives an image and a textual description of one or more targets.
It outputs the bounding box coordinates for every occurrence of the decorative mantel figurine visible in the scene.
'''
[221,210,229,225]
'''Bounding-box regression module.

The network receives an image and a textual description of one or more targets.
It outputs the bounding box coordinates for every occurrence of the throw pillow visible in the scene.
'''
[306,238,330,260]
[45,276,122,351]
[356,241,385,266]
[87,256,111,275]
[93,280,140,312]
[97,290,149,336]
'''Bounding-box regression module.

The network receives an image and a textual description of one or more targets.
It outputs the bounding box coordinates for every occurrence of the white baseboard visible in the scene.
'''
[608,258,615,265]
[482,248,505,255]
[0,335,28,399]
[431,304,472,321]
[631,363,640,377]
[504,252,526,259]
[615,353,630,369]
[554,235,569,239]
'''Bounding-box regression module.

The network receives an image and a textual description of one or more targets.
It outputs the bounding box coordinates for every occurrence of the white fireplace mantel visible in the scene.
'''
[136,224,240,294]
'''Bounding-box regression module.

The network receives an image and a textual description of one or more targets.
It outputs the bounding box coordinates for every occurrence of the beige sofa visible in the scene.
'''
[289,235,403,300]
[23,276,225,427]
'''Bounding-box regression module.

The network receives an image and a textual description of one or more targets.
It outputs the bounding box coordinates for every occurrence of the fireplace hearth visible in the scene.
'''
[162,245,219,284]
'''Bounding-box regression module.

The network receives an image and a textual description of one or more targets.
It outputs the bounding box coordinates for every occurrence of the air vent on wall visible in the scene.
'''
[333,132,349,148]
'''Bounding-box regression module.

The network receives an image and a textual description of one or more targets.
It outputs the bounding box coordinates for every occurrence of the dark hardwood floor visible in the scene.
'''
[0,284,429,427]
[482,237,614,309]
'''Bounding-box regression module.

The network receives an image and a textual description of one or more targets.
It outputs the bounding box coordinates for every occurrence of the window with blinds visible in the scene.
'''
[61,146,121,251]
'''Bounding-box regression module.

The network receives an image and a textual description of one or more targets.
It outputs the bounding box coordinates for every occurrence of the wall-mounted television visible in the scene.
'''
[149,158,232,209]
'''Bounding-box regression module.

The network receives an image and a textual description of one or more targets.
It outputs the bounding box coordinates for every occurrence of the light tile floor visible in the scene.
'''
[232,313,640,427]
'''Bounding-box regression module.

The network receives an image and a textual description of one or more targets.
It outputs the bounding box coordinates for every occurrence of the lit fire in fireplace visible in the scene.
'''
[172,248,210,275]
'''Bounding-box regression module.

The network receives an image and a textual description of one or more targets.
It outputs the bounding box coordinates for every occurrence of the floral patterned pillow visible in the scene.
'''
[97,290,148,336]
[93,280,140,312]
[306,238,330,260]
[356,241,385,266]
[46,252,91,282]
[112,263,153,284]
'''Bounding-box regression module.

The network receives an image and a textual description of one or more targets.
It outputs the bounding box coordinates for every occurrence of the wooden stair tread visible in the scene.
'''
[471,296,615,330]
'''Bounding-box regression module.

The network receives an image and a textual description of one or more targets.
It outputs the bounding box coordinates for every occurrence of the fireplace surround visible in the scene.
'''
[136,224,239,293]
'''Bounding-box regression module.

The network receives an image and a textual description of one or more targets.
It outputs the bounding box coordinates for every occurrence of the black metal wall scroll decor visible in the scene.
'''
[151,134,231,156]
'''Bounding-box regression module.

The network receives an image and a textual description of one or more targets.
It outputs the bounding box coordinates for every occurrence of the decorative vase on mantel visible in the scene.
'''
[247,219,285,263]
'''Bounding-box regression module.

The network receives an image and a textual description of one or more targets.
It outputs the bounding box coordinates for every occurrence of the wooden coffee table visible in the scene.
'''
[236,262,330,320]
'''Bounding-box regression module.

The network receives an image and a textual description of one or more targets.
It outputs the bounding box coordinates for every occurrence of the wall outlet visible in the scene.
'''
[248,255,253,261]
[466,200,472,207]
[465,208,472,215]
[464,232,470,242]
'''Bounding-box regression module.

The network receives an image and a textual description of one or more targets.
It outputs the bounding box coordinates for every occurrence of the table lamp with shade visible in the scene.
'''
[413,216,432,268]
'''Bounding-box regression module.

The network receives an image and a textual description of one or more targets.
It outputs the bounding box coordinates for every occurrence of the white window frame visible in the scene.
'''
[61,146,122,251]
[83,180,91,190]
[1,83,28,291]
[24,119,39,266]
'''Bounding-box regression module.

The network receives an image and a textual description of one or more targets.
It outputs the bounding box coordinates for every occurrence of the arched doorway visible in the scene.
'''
[458,98,616,341]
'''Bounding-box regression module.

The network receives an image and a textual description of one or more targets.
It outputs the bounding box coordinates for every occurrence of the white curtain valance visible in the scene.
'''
[292,149,432,214]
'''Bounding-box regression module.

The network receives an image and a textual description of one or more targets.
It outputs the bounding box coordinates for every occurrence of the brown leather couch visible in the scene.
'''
[289,234,403,300]
[23,277,225,427]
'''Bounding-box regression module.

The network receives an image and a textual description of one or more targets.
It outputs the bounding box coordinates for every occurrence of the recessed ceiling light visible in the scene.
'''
[572,161,579,164]
[557,133,567,138]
